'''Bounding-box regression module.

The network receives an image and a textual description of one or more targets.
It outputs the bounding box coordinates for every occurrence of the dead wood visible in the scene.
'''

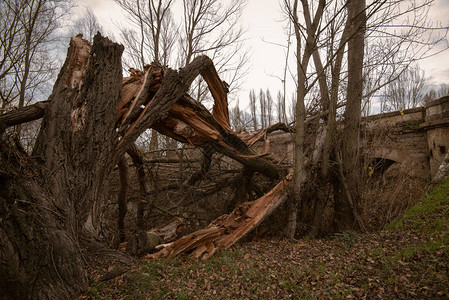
[116,62,281,179]
[0,101,48,134]
[147,94,281,178]
[238,122,293,147]
[125,217,184,256]
[126,145,148,228]
[184,148,214,186]
[114,56,232,159]
[118,156,128,242]
[147,173,293,260]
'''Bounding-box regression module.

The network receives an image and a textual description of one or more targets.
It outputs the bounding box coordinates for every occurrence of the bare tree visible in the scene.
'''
[337,0,367,230]
[69,7,104,42]
[115,0,175,67]
[437,84,449,97]
[0,0,68,119]
[381,63,426,112]
[361,0,448,114]
[179,0,248,103]
[0,1,24,112]
[276,90,286,123]
[179,0,246,66]
[230,100,253,132]
[423,83,449,103]
[259,88,266,128]
[266,89,273,126]
[282,0,325,238]
[278,0,447,236]
[249,89,258,130]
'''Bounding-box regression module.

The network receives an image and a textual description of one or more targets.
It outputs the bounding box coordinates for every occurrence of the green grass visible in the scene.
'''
[389,176,449,233]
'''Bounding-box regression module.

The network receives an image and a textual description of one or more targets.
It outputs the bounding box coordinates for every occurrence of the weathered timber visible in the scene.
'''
[1,34,124,299]
[0,101,48,133]
[147,173,293,260]
[126,145,148,229]
[125,217,184,256]
[116,64,281,178]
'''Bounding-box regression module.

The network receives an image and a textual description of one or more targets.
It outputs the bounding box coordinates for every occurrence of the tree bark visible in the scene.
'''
[118,156,129,242]
[1,34,124,299]
[127,145,148,229]
[0,101,48,134]
[335,0,366,231]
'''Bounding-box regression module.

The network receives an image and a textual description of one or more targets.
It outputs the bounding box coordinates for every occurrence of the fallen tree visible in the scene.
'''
[148,173,293,260]
[0,34,291,298]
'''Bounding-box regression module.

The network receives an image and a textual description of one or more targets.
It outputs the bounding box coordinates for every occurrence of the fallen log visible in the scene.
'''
[147,173,293,260]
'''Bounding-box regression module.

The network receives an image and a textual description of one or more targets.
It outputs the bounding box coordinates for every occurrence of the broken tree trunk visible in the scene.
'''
[148,173,293,260]
[2,34,215,298]
[1,34,124,299]
[0,33,291,299]
[117,64,281,179]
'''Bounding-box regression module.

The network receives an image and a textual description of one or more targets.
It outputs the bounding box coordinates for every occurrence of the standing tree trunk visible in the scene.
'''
[288,0,306,238]
[118,156,129,242]
[310,10,350,237]
[149,129,159,157]
[1,34,124,299]
[286,0,324,239]
[335,0,366,231]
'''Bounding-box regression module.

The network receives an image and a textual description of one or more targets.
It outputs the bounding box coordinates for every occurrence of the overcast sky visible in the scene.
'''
[77,0,449,112]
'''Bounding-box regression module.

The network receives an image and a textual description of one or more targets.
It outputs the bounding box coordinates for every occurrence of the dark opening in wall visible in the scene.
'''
[439,145,446,154]
[430,149,433,157]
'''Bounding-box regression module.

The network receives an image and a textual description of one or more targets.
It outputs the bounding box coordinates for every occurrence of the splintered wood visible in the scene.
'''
[117,61,281,179]
[147,173,293,260]
[0,34,290,260]
[113,47,288,258]
[123,217,185,256]
[117,64,230,147]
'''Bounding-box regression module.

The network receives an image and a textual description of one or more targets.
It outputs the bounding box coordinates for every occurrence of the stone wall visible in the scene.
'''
[425,96,449,178]
[253,96,449,180]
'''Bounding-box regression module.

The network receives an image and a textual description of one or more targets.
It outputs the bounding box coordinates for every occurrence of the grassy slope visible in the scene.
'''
[82,177,449,299]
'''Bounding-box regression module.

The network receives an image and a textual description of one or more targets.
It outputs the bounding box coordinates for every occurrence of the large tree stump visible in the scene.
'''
[1,34,124,299]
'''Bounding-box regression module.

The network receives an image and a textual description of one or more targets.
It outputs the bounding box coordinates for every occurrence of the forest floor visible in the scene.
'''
[81,177,449,299]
